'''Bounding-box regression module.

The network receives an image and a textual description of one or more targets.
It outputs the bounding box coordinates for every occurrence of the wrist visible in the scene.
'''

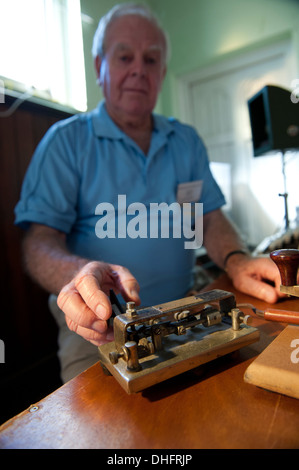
[223,249,251,271]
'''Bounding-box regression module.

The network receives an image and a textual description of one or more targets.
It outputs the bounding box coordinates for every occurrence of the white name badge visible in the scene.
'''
[176,180,203,204]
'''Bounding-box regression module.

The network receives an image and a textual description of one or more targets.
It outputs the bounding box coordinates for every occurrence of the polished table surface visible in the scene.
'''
[1,274,299,449]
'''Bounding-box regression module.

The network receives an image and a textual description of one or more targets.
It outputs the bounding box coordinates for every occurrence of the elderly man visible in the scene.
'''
[15,3,283,382]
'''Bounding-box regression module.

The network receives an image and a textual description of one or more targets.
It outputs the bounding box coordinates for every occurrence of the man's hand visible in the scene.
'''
[202,209,286,304]
[225,254,285,304]
[57,261,140,346]
[22,224,140,346]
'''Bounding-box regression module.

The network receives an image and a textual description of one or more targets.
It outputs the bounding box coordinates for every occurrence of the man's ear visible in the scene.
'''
[158,66,167,92]
[94,56,102,83]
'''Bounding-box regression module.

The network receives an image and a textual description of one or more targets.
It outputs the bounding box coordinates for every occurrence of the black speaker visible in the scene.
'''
[248,85,299,157]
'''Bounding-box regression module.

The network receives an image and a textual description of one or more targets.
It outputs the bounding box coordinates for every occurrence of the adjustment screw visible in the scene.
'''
[126,301,137,318]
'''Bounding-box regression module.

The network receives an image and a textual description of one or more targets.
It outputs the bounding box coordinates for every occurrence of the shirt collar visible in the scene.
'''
[92,100,174,141]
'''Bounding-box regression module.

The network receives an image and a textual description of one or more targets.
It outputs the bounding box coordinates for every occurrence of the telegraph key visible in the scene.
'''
[98,289,260,393]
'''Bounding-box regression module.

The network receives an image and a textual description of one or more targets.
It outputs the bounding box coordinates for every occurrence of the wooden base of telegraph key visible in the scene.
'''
[244,325,299,399]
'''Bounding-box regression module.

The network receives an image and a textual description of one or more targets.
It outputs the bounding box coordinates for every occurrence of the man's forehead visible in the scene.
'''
[104,15,165,53]
[112,42,163,54]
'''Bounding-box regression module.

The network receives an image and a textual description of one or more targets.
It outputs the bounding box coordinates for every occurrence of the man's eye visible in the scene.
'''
[145,57,157,64]
[119,56,131,62]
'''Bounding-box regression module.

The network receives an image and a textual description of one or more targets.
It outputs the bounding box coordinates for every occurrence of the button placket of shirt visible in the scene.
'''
[120,133,163,184]
[143,131,169,182]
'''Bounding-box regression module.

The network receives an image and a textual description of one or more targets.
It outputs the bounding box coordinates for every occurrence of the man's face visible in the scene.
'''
[95,15,167,123]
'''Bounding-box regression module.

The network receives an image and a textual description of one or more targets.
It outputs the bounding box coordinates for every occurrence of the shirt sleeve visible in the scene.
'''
[14,121,80,233]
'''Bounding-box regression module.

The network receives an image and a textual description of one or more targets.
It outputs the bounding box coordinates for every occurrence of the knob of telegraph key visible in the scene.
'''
[270,249,299,286]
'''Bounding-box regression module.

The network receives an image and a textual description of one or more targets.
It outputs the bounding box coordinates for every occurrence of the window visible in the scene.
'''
[0,0,87,111]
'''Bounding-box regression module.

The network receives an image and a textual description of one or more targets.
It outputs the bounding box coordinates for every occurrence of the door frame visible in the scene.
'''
[177,32,296,126]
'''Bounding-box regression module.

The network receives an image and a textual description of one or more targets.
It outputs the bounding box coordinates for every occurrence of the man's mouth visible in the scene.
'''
[123,88,147,94]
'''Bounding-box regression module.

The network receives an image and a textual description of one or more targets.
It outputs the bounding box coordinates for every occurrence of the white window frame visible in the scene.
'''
[0,0,87,112]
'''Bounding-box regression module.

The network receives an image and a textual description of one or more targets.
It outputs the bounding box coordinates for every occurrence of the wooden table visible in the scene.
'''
[1,275,299,450]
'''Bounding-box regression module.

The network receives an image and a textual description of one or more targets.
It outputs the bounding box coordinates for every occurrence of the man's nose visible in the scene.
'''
[130,58,146,77]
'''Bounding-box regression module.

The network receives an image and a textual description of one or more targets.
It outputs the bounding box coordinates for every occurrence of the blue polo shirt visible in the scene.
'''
[15,101,225,305]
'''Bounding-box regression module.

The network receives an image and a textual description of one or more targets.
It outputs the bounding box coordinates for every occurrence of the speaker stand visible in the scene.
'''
[278,150,290,230]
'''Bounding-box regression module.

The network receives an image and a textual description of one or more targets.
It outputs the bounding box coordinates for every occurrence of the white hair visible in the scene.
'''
[91,2,171,64]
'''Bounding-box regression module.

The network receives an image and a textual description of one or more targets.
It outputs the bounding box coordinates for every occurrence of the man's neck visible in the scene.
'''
[106,105,153,155]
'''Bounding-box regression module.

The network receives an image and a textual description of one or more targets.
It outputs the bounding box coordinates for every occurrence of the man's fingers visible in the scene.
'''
[230,256,287,304]
[110,265,141,304]
[235,275,279,304]
[72,262,140,318]
[66,318,114,347]
[57,261,140,346]
[57,283,109,331]
[74,272,112,320]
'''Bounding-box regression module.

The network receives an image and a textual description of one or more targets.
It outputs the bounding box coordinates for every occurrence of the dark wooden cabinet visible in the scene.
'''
[0,94,74,423]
